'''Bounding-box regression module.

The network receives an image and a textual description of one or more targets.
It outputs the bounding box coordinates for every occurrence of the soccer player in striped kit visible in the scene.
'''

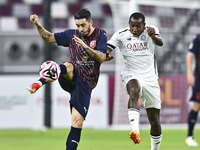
[27,9,107,150]
[106,12,163,150]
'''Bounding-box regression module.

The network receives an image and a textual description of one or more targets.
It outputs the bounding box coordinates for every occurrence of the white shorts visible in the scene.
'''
[121,74,161,109]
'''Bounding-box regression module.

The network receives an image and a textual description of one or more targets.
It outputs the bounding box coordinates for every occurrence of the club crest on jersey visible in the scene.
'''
[141,35,146,40]
[90,40,96,48]
[82,56,88,61]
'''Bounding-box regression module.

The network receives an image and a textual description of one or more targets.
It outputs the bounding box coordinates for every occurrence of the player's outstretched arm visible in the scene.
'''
[73,35,106,63]
[30,14,56,43]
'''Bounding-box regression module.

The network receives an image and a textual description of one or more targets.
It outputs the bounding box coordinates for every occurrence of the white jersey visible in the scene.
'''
[108,25,161,80]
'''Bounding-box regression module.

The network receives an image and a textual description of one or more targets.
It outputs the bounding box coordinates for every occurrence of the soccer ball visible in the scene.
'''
[39,60,61,82]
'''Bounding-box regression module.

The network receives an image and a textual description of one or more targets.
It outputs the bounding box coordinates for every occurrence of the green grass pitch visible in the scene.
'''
[0,128,199,150]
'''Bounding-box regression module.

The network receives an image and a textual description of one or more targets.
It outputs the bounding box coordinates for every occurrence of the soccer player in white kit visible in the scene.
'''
[106,12,163,150]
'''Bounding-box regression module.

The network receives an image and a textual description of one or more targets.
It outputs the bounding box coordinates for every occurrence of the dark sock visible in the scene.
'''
[59,64,67,75]
[188,110,198,137]
[66,126,82,150]
[39,78,47,85]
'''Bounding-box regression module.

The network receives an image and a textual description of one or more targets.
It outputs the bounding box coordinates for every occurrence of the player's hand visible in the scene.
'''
[147,27,156,38]
[30,14,39,25]
[187,73,195,86]
[105,49,115,61]
[73,35,87,49]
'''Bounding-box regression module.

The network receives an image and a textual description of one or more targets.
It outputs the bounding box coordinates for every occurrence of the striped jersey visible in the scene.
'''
[188,34,200,78]
[54,28,107,88]
[107,25,161,80]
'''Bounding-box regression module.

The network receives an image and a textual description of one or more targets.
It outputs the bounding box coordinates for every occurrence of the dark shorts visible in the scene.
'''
[58,72,92,118]
[190,78,200,103]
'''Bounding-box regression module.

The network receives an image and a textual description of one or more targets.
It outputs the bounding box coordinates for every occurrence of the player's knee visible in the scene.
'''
[72,119,84,128]
[129,88,140,100]
[149,118,160,129]
[63,62,74,72]
[192,102,200,111]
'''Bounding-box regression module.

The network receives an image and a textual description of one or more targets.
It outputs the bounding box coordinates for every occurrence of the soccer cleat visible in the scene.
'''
[129,130,141,144]
[185,137,198,146]
[26,81,42,94]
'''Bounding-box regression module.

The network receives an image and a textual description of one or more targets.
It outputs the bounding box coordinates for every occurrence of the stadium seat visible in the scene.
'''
[0,0,7,5]
[82,1,103,17]
[51,2,68,18]
[53,18,68,28]
[0,5,12,16]
[174,8,189,15]
[58,0,78,3]
[18,18,33,29]
[23,0,42,4]
[68,16,77,28]
[102,4,112,15]
[103,16,114,28]
[139,5,155,15]
[159,16,174,28]
[68,3,82,15]
[8,0,22,4]
[155,6,174,16]
[31,4,43,15]
[0,17,18,31]
[77,0,91,2]
[12,3,31,17]
[92,18,104,28]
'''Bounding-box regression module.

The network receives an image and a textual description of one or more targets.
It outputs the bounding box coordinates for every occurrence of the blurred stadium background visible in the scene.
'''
[0,0,200,130]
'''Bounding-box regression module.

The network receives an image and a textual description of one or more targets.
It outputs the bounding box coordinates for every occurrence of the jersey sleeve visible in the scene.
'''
[189,35,199,54]
[54,29,73,47]
[96,29,107,53]
[107,30,119,50]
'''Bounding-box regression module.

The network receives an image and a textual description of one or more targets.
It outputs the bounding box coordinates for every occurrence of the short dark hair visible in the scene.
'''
[129,12,145,23]
[74,8,92,22]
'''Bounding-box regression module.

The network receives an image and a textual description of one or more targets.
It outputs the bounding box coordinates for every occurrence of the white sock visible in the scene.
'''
[127,108,140,132]
[151,134,162,150]
[36,81,43,87]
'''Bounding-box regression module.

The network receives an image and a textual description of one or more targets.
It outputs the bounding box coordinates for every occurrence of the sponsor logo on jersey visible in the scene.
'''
[90,40,96,48]
[127,42,148,51]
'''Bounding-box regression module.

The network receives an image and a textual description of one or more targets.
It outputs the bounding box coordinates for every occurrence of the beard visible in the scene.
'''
[81,25,91,37]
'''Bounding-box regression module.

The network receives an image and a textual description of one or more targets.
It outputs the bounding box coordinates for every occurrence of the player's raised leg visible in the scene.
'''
[127,79,141,144]
[26,61,73,94]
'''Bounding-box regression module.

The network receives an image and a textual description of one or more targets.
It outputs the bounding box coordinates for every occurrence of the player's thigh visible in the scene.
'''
[71,107,85,128]
[141,80,161,109]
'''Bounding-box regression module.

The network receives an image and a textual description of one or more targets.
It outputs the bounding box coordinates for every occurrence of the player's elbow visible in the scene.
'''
[156,40,163,46]
[158,42,163,46]
[41,34,56,43]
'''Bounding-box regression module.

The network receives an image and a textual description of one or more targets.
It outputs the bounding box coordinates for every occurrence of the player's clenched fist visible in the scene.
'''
[147,27,155,38]
[30,14,39,24]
